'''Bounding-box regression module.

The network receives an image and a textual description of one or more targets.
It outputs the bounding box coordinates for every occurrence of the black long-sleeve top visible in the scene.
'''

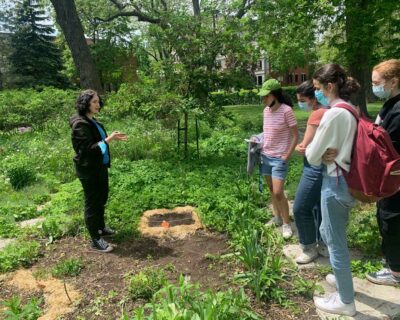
[69,114,111,168]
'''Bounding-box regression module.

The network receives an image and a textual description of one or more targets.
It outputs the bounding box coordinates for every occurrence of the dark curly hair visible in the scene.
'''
[313,64,360,101]
[75,89,103,116]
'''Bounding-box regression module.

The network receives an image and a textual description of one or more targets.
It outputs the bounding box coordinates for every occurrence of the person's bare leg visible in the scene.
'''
[265,175,281,218]
[272,178,289,224]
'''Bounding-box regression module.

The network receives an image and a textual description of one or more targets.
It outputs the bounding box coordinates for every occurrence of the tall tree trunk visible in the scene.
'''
[345,0,373,117]
[50,0,103,92]
[192,0,200,16]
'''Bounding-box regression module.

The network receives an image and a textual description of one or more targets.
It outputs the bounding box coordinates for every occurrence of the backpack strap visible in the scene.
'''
[333,102,359,176]
[334,103,359,121]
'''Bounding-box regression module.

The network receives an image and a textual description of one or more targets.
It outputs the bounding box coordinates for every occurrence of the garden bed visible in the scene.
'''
[0,231,319,319]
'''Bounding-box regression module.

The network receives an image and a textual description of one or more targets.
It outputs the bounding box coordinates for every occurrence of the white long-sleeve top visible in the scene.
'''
[305,99,357,176]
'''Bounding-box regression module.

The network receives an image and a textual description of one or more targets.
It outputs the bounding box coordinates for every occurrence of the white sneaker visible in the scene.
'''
[295,246,318,264]
[314,292,356,316]
[318,243,329,257]
[266,216,283,227]
[326,274,337,288]
[282,224,293,239]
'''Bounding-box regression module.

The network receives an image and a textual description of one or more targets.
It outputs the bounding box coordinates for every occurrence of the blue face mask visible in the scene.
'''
[298,101,310,111]
[372,85,391,100]
[315,90,329,106]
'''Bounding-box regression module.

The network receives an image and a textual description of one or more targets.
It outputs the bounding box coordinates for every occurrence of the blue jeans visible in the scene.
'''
[293,157,323,248]
[320,170,357,304]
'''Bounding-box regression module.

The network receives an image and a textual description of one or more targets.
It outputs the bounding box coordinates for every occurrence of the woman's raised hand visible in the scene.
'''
[110,131,128,141]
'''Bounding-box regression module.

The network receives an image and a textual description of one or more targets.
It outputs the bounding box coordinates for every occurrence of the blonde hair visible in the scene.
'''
[373,59,400,83]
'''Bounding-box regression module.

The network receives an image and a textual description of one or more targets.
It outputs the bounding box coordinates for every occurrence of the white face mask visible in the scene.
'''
[372,84,391,100]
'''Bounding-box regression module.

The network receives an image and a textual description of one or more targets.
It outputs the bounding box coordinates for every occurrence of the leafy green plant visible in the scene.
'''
[351,259,383,278]
[0,240,40,273]
[2,296,42,320]
[52,258,84,278]
[127,267,167,300]
[130,275,260,320]
[235,226,286,302]
[7,164,36,190]
[291,277,318,299]
[40,213,82,239]
[0,215,20,238]
[348,204,381,256]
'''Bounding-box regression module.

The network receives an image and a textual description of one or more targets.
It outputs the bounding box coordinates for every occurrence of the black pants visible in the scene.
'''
[76,165,109,240]
[377,208,400,272]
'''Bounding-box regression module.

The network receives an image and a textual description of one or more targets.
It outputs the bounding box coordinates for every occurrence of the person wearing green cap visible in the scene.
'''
[258,79,299,239]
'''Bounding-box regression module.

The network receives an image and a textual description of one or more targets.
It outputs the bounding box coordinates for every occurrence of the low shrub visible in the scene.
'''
[0,240,40,273]
[209,89,260,108]
[0,88,76,130]
[52,258,84,278]
[209,86,297,108]
[2,296,42,320]
[7,164,36,190]
[127,267,167,300]
[40,213,82,239]
[348,204,381,256]
[0,215,20,238]
[104,81,186,121]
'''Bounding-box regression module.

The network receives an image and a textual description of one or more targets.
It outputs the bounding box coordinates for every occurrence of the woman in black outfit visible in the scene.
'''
[367,59,400,285]
[70,89,127,253]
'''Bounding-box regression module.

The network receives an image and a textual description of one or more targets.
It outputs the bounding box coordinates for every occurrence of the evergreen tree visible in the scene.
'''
[9,0,68,88]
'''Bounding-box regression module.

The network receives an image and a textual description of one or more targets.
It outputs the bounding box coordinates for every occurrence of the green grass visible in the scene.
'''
[225,102,383,125]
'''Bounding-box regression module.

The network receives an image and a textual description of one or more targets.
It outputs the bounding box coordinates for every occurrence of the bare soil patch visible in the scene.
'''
[139,206,202,239]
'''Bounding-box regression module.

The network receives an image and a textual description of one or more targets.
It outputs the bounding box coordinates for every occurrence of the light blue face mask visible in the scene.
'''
[372,85,391,100]
[298,101,310,111]
[315,90,329,106]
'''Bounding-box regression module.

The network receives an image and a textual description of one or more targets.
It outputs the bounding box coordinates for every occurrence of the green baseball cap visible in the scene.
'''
[257,79,281,96]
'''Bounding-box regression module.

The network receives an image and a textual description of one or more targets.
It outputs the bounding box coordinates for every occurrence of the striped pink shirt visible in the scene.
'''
[262,103,297,157]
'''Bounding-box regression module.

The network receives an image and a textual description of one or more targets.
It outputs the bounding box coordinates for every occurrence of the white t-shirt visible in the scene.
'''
[306,99,357,176]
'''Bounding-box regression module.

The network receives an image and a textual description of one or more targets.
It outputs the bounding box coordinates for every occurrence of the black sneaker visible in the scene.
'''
[98,226,115,237]
[91,238,113,253]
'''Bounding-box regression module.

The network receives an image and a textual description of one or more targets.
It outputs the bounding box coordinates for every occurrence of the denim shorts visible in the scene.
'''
[261,154,289,180]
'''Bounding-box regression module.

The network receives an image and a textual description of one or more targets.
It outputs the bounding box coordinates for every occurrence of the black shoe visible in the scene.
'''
[98,226,115,237]
[91,238,113,253]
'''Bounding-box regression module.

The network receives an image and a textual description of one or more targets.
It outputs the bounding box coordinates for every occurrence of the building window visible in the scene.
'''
[258,60,263,70]
[287,74,293,84]
[301,73,307,81]
[295,74,299,83]
[257,76,263,86]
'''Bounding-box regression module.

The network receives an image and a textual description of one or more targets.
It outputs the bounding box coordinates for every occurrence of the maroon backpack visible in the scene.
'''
[336,103,400,203]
